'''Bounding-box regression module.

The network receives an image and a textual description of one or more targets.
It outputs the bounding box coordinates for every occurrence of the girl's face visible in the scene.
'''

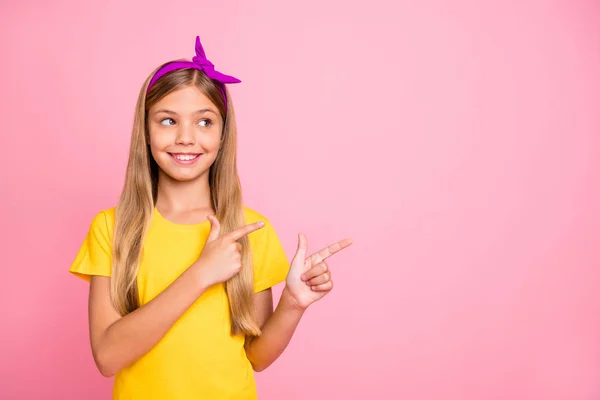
[147,85,224,183]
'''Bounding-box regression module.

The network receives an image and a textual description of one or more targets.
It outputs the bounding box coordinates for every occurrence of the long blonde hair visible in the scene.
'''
[111,65,260,336]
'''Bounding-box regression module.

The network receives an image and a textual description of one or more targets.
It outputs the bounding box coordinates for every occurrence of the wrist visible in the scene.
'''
[281,286,308,313]
[191,261,211,293]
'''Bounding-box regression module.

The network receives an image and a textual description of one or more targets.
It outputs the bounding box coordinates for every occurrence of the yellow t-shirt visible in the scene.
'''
[69,206,290,399]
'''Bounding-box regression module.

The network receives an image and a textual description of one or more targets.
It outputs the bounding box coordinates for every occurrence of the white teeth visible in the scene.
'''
[174,154,198,161]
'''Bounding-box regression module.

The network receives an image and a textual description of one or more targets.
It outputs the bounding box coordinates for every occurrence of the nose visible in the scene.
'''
[175,122,196,145]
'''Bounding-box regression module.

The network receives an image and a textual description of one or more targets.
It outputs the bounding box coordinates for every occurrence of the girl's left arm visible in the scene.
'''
[245,233,353,372]
[244,287,304,372]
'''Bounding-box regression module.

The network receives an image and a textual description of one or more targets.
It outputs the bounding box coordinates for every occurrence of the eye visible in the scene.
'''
[199,119,213,128]
[160,118,175,126]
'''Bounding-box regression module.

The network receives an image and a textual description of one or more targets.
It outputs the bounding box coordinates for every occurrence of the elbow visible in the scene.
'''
[246,349,266,372]
[97,365,116,378]
[99,368,115,378]
[245,341,273,372]
[93,350,118,378]
[95,358,117,378]
[251,363,266,373]
[250,359,272,372]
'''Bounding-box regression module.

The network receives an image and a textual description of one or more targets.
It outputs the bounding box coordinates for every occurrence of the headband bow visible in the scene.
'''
[147,36,241,107]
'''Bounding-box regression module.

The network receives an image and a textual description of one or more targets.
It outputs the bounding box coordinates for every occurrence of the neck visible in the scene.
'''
[155,169,213,213]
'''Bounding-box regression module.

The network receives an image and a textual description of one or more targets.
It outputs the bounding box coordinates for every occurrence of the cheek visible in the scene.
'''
[148,127,172,147]
[147,126,222,154]
[148,133,171,162]
[193,126,222,152]
[202,134,222,151]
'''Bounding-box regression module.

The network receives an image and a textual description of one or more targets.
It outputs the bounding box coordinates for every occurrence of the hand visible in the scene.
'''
[284,233,353,310]
[194,216,265,289]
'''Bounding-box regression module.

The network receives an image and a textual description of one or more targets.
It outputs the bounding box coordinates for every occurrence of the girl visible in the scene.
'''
[69,35,353,399]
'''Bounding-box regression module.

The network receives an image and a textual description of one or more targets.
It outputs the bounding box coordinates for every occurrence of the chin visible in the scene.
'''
[163,169,205,182]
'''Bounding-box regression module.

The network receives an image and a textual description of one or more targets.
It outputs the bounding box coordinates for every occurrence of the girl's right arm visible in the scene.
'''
[89,267,205,377]
[88,218,264,377]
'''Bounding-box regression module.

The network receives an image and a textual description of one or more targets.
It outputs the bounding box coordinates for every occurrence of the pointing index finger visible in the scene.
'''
[226,221,266,241]
[309,238,353,265]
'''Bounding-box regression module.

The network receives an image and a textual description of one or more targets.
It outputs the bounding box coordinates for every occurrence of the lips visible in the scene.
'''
[168,153,202,165]
[171,153,200,161]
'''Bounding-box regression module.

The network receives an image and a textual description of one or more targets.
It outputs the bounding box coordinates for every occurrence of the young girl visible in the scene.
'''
[69,35,352,399]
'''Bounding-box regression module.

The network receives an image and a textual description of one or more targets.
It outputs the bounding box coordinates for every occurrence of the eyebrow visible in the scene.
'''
[153,108,217,116]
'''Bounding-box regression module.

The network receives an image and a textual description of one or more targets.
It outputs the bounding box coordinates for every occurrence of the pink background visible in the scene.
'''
[1,0,599,399]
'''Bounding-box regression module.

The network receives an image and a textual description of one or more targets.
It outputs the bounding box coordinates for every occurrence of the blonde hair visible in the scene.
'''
[111,65,260,336]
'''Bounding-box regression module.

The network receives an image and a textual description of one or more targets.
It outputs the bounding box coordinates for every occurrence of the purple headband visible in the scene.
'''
[147,36,241,109]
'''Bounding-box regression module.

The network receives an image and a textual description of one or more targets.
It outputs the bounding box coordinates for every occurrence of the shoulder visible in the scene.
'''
[242,206,281,243]
[242,206,271,225]
[243,206,290,290]
[89,207,117,234]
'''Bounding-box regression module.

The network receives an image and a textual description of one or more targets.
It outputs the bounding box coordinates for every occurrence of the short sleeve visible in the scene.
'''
[252,219,290,293]
[69,211,113,282]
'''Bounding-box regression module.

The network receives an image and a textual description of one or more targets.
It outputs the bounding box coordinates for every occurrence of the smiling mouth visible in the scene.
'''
[168,153,202,164]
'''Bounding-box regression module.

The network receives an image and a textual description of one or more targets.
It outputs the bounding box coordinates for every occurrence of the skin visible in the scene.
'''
[88,85,353,377]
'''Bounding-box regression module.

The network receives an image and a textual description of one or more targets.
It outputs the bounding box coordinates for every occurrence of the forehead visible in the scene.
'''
[150,86,217,114]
